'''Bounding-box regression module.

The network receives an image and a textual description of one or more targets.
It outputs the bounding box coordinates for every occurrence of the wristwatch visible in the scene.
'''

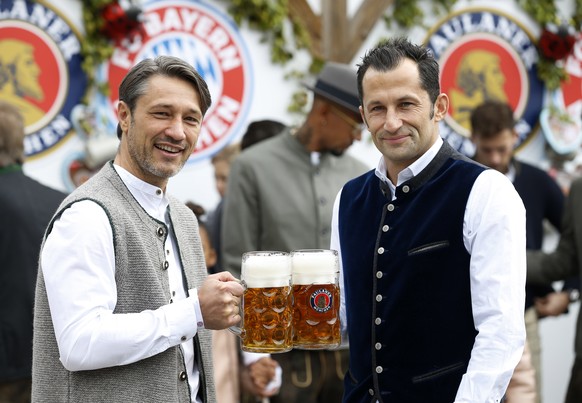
[568,289,580,303]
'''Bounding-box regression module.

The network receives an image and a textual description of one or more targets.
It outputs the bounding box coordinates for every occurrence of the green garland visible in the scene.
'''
[80,0,582,99]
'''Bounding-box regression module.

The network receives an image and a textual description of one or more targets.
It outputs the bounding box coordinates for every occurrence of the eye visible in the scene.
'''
[184,115,201,126]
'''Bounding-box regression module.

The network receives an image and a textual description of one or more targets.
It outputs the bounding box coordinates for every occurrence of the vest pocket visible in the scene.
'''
[408,240,450,256]
[411,361,465,383]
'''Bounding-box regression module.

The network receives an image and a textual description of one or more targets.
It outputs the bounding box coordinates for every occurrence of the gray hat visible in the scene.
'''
[304,61,360,114]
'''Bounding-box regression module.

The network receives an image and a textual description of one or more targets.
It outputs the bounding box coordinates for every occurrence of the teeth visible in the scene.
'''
[157,144,181,153]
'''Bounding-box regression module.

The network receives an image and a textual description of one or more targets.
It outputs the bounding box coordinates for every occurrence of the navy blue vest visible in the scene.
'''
[339,142,486,403]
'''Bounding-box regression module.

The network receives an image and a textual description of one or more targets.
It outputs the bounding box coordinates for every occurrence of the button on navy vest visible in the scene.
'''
[339,142,486,403]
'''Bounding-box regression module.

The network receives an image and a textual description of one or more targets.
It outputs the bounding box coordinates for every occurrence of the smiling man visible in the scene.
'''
[32,56,244,403]
[330,37,527,403]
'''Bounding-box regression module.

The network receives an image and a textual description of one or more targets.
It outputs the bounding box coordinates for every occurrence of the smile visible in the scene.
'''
[156,144,183,153]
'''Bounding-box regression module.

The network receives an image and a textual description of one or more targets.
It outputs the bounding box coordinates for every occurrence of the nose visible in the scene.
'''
[165,118,186,140]
[383,110,402,133]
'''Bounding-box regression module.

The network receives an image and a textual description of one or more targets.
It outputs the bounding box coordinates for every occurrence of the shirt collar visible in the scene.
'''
[113,164,169,222]
[375,136,443,188]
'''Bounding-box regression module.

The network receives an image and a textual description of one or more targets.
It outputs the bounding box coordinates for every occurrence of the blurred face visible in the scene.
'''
[317,101,363,156]
[116,75,203,189]
[213,159,230,199]
[472,128,518,174]
[360,59,448,181]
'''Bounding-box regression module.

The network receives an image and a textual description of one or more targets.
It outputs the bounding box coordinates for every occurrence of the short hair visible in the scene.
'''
[0,100,25,167]
[357,37,441,106]
[240,119,285,150]
[116,56,212,138]
[470,100,515,139]
[211,142,240,165]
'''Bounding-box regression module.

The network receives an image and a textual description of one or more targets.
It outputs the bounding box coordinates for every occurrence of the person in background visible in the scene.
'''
[206,143,240,272]
[527,177,582,403]
[187,201,281,403]
[32,56,244,403]
[470,100,577,402]
[330,37,526,402]
[240,120,286,151]
[222,61,368,402]
[0,101,66,403]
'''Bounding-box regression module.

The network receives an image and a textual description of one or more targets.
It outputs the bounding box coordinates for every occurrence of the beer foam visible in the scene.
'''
[291,250,338,275]
[292,272,337,285]
[243,253,291,288]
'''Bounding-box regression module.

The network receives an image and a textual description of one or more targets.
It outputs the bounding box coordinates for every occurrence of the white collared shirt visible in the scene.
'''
[331,137,526,403]
[42,164,203,402]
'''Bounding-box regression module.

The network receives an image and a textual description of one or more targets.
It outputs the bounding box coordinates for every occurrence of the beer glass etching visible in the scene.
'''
[291,249,341,349]
[233,251,293,353]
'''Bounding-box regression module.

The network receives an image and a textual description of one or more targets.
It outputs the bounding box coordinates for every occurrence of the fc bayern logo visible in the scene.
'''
[0,0,87,158]
[424,8,545,155]
[102,0,253,163]
[310,288,333,313]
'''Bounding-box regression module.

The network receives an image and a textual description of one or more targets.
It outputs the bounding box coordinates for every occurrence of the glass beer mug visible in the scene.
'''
[230,251,293,353]
[291,249,341,349]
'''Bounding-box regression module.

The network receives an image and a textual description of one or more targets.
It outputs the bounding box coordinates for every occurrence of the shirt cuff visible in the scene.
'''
[189,288,205,329]
[241,351,270,366]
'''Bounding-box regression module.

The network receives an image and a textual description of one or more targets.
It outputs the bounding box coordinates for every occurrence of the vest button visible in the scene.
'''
[163,261,169,270]
[368,389,374,396]
[377,247,385,254]
[376,294,382,302]
[375,342,382,350]
[387,204,394,211]
[376,271,383,279]
[376,366,383,374]
[402,185,410,193]
[382,224,389,232]
[181,335,187,341]
[179,371,187,381]
[157,227,165,237]
[156,189,162,195]
[375,317,381,325]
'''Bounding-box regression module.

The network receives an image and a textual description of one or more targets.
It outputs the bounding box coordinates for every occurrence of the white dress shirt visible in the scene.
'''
[41,164,203,403]
[331,137,526,403]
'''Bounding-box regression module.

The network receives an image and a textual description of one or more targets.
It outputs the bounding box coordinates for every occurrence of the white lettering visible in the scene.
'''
[162,7,183,31]
[204,115,228,141]
[9,0,28,20]
[29,2,55,30]
[143,12,163,37]
[194,15,215,38]
[46,15,70,41]
[215,96,240,122]
[58,34,80,61]
[218,45,241,71]
[180,8,200,32]
[111,48,133,69]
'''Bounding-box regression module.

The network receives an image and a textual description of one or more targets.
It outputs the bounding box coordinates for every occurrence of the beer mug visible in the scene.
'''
[230,251,293,353]
[291,249,341,349]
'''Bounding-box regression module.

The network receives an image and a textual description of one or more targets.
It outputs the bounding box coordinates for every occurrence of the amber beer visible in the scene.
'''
[291,249,341,349]
[238,251,293,353]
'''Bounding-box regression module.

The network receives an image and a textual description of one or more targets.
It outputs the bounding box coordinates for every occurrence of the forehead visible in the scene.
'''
[137,75,201,108]
[475,129,516,147]
[362,59,426,99]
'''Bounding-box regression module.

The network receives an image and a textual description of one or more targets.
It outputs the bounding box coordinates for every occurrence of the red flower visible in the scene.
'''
[538,27,576,61]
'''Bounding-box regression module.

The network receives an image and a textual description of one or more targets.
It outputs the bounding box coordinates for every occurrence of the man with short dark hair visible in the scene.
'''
[222,62,368,402]
[331,37,526,403]
[32,56,243,403]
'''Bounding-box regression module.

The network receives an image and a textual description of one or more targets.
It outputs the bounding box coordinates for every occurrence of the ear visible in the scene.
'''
[433,93,449,122]
[117,101,131,136]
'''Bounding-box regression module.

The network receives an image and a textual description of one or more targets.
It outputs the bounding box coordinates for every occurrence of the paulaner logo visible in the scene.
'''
[310,288,333,313]
[424,8,545,155]
[0,0,87,158]
[103,0,253,163]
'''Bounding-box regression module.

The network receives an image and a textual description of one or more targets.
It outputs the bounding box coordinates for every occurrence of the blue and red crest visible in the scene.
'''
[0,0,87,158]
[97,0,253,163]
[424,8,545,155]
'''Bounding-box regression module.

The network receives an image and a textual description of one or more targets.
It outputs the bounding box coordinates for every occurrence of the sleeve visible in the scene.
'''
[42,200,199,371]
[220,158,261,278]
[454,170,527,403]
[528,179,582,285]
[330,188,348,345]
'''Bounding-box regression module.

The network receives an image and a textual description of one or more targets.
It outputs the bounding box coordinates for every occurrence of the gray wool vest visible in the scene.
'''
[32,162,215,403]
